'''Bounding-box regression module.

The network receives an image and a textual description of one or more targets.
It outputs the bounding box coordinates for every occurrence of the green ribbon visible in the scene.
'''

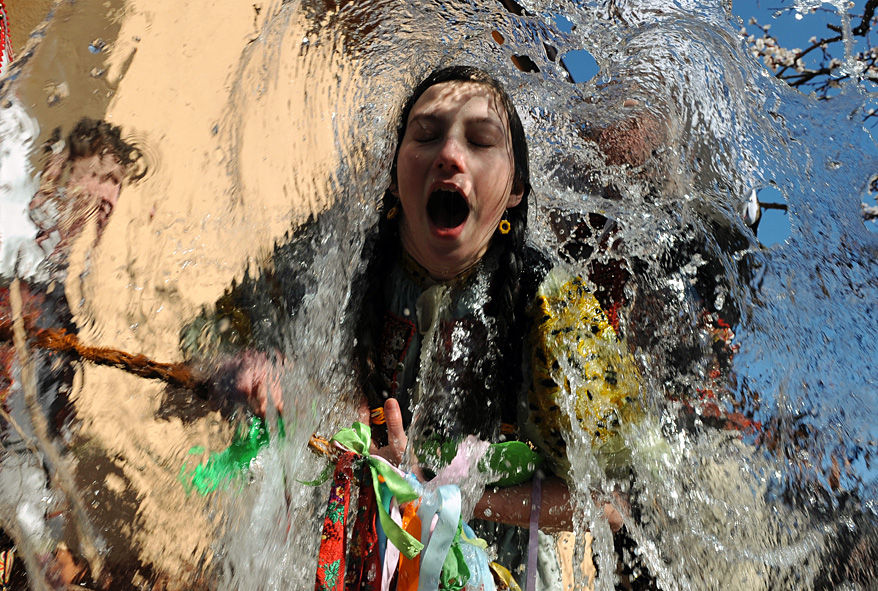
[179,416,285,495]
[331,422,424,560]
[422,438,544,487]
[439,520,470,591]
[480,440,544,487]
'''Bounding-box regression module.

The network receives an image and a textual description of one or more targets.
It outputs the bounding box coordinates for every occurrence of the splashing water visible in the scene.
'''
[1,0,877,589]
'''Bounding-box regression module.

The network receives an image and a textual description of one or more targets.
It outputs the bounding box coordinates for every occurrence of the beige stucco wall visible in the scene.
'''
[5,0,334,581]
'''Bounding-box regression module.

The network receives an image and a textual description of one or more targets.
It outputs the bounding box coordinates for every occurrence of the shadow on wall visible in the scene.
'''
[6,0,55,54]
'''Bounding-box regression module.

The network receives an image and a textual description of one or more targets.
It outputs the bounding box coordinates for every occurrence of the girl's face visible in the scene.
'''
[395,81,523,281]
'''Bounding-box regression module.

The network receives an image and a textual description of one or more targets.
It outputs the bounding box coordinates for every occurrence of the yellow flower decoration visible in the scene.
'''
[527,269,641,477]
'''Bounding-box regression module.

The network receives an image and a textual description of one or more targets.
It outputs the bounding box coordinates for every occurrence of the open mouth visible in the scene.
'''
[427,189,469,230]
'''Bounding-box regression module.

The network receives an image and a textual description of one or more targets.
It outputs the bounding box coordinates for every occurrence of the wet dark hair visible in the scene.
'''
[47,117,145,181]
[390,66,531,202]
[356,66,532,441]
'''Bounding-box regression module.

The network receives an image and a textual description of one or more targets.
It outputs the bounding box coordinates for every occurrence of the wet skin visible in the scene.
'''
[67,153,124,238]
[394,81,524,281]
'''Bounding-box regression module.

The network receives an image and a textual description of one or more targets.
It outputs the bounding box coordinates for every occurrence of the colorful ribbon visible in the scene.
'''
[331,422,424,560]
[525,473,542,591]
[417,485,466,591]
[0,547,14,590]
[424,437,543,487]
[179,416,285,495]
[324,423,495,591]
[315,452,357,591]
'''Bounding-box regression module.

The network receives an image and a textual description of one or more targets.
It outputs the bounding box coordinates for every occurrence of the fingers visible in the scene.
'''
[384,398,404,436]
[371,399,407,466]
[592,488,628,533]
[603,502,624,533]
[384,398,406,451]
[267,368,284,414]
[255,380,273,417]
[358,397,371,425]
[219,351,284,417]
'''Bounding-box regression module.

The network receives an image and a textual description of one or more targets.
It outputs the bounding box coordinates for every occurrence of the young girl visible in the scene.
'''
[356,66,639,583]
[195,66,639,588]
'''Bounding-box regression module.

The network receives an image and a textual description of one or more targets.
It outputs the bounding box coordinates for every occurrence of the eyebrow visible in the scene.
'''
[409,112,505,131]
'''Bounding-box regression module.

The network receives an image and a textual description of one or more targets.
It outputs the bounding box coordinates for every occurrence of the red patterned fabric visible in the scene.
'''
[344,471,380,591]
[315,452,357,591]
[0,0,11,75]
[315,452,382,591]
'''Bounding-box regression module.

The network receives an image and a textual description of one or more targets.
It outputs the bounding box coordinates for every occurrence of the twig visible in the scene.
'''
[852,0,878,36]
[761,202,788,211]
[0,406,41,456]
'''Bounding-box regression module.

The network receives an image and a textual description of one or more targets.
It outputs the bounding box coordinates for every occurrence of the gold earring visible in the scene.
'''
[498,214,511,235]
[387,204,399,220]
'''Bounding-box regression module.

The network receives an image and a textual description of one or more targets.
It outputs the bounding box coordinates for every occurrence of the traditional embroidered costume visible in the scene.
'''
[181,218,645,590]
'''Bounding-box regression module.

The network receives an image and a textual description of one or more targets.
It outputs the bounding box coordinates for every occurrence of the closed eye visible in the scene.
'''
[469,138,497,148]
[467,124,504,148]
[408,116,439,143]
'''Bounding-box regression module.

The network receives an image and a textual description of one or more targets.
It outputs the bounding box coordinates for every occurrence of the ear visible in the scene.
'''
[506,178,525,208]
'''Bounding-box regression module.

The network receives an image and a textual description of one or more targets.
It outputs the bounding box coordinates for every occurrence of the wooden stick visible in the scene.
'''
[33,327,204,391]
[2,318,334,457]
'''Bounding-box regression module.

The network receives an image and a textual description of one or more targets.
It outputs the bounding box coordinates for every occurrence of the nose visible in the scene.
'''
[434,136,464,172]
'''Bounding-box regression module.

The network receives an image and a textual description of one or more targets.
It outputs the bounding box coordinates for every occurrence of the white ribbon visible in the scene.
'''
[417,485,462,591]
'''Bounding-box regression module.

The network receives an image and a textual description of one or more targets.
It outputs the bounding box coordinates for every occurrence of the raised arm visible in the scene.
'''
[473,477,624,533]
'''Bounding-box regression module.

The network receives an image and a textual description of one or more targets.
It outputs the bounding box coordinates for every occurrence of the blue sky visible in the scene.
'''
[558,2,848,83]
[558,1,877,244]
[733,0,839,51]
[734,1,878,238]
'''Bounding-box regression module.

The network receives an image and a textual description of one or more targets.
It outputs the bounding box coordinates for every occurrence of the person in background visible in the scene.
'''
[27,117,143,279]
[0,117,141,589]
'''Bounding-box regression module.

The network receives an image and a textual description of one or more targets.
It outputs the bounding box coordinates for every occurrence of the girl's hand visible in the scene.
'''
[370,398,407,466]
[214,350,285,416]
[601,489,628,534]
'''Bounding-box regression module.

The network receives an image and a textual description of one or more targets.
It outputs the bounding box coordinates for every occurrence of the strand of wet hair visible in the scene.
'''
[354,192,401,433]
[491,200,529,429]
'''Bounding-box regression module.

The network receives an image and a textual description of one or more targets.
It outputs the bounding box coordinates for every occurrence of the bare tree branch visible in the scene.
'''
[852,0,878,36]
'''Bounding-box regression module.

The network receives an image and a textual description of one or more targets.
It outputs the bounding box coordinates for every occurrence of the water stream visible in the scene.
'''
[1,0,877,589]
